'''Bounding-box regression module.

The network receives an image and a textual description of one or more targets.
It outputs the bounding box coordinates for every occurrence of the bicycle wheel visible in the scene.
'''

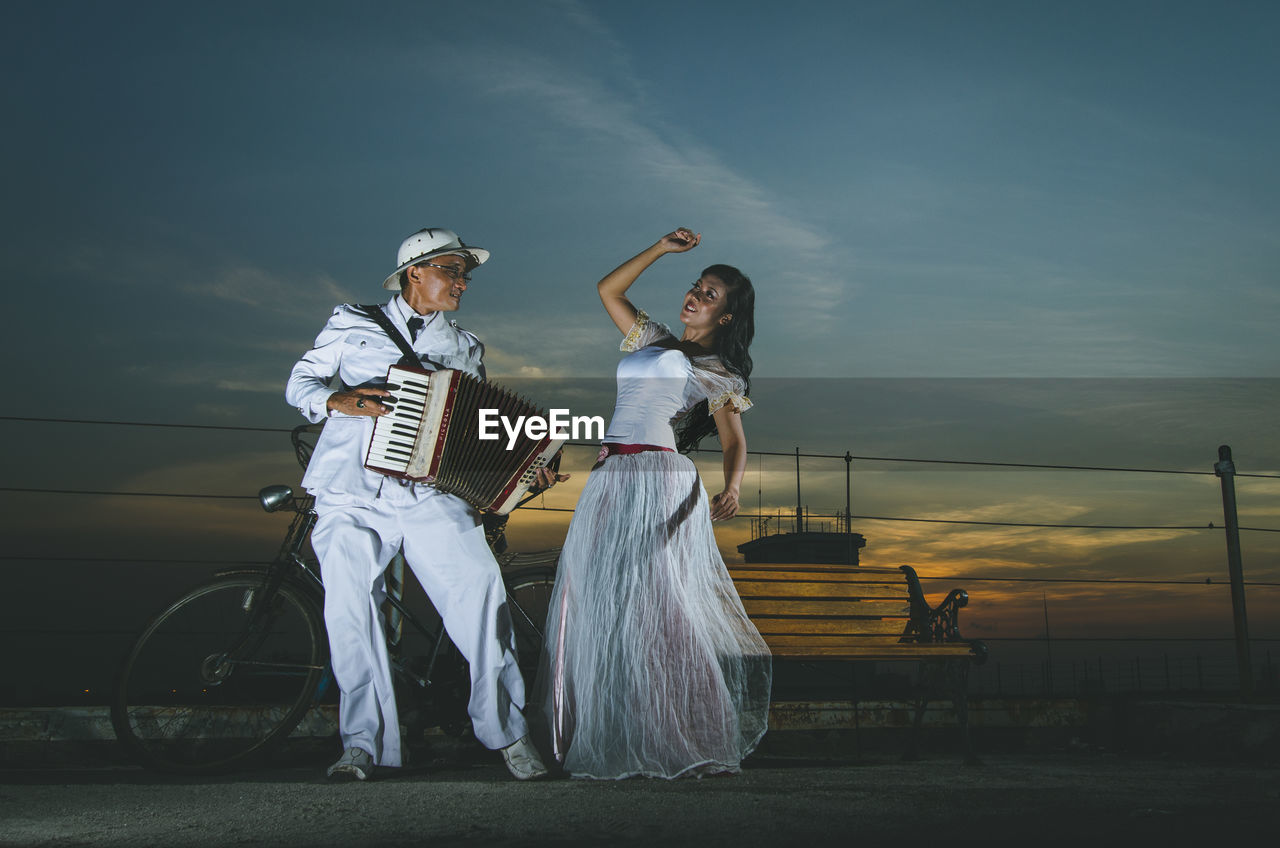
[111,574,328,773]
[504,566,556,684]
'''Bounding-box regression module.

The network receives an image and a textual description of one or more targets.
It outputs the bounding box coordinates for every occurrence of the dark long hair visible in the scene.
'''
[675,263,756,453]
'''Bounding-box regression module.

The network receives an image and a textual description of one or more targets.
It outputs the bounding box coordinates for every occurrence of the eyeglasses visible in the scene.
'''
[419,261,472,282]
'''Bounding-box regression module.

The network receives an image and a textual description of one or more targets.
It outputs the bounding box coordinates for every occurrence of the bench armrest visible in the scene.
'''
[899,565,987,663]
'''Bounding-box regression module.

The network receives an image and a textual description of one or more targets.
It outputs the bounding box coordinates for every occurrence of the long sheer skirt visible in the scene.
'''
[532,449,772,779]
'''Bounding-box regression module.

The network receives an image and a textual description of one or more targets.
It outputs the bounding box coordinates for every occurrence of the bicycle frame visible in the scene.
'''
[112,423,557,774]
[253,431,556,691]
[245,487,511,696]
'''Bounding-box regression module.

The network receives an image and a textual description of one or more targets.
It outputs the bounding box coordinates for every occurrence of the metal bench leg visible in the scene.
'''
[908,693,927,761]
[954,662,979,765]
[908,663,934,761]
[851,663,861,762]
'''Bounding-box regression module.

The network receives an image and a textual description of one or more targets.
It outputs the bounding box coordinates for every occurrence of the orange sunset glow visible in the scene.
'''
[5,376,1277,703]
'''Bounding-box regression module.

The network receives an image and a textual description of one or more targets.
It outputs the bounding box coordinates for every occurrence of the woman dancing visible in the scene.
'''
[535,227,772,779]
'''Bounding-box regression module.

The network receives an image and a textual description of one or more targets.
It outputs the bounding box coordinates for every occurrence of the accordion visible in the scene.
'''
[364,365,564,514]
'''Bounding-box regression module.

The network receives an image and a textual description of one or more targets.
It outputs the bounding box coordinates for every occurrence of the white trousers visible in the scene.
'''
[310,484,527,766]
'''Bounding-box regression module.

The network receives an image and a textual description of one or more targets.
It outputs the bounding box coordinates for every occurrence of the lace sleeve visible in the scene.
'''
[620,309,674,352]
[708,386,753,415]
[690,358,753,414]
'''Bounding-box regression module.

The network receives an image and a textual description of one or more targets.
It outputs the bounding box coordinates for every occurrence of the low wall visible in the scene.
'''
[3,697,1278,766]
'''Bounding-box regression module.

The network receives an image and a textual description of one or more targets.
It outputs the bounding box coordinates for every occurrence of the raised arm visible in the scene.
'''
[709,403,747,521]
[597,228,702,335]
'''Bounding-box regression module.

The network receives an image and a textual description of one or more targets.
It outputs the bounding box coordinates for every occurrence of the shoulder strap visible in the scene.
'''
[356,304,419,367]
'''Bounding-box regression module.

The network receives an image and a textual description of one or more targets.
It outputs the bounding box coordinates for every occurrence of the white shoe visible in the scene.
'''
[326,747,376,781]
[501,735,548,780]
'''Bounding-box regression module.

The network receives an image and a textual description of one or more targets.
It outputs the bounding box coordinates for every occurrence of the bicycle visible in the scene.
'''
[110,424,559,774]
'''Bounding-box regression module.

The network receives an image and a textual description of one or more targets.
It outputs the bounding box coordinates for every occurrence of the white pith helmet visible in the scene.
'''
[382,227,490,290]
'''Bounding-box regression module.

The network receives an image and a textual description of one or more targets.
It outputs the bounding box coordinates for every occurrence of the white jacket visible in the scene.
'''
[285,298,485,498]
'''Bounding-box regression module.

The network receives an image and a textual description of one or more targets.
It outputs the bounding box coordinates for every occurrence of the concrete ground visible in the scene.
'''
[4,698,1279,846]
[2,750,1278,847]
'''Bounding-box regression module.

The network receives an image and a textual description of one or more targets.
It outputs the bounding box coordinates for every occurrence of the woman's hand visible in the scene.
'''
[710,488,740,521]
[327,388,393,417]
[598,228,701,335]
[656,228,701,254]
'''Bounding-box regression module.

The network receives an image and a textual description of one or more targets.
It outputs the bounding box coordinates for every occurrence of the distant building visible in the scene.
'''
[738,449,866,564]
[737,529,866,564]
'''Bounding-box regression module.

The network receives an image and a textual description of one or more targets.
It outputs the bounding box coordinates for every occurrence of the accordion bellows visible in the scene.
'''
[365,366,564,514]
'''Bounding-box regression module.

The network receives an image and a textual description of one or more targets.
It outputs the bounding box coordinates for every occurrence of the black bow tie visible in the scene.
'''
[407,315,424,341]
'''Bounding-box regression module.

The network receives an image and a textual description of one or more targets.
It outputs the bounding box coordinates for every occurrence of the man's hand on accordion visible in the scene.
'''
[528,450,571,495]
[327,388,394,417]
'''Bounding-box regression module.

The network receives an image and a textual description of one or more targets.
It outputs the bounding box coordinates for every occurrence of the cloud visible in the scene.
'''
[183,265,356,316]
[442,8,844,338]
[122,357,304,396]
[193,403,260,419]
[473,313,621,379]
[215,378,288,393]
[480,345,569,381]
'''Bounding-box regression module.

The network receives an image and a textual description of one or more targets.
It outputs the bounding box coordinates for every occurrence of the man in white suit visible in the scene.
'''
[286,228,553,781]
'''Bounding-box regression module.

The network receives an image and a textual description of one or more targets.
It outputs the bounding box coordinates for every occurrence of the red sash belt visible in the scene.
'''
[593,442,673,470]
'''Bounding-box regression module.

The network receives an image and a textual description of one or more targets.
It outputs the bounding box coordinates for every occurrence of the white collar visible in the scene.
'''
[391,295,440,331]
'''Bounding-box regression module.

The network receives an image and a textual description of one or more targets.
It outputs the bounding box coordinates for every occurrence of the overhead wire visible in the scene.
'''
[5,415,1278,477]
[2,554,1277,588]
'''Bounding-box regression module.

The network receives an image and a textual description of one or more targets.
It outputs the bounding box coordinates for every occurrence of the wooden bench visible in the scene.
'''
[728,562,987,761]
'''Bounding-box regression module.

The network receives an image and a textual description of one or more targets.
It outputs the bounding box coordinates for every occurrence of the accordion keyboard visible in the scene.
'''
[366,366,433,475]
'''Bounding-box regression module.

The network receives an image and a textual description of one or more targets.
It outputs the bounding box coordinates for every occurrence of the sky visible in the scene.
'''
[3,0,1279,701]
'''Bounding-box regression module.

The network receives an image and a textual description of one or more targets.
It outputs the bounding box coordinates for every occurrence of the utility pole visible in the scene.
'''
[794,446,802,534]
[1043,592,1054,696]
[1214,445,1253,695]
[844,451,853,562]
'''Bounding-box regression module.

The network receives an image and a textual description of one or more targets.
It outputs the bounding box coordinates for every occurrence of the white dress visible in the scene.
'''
[534,311,772,779]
